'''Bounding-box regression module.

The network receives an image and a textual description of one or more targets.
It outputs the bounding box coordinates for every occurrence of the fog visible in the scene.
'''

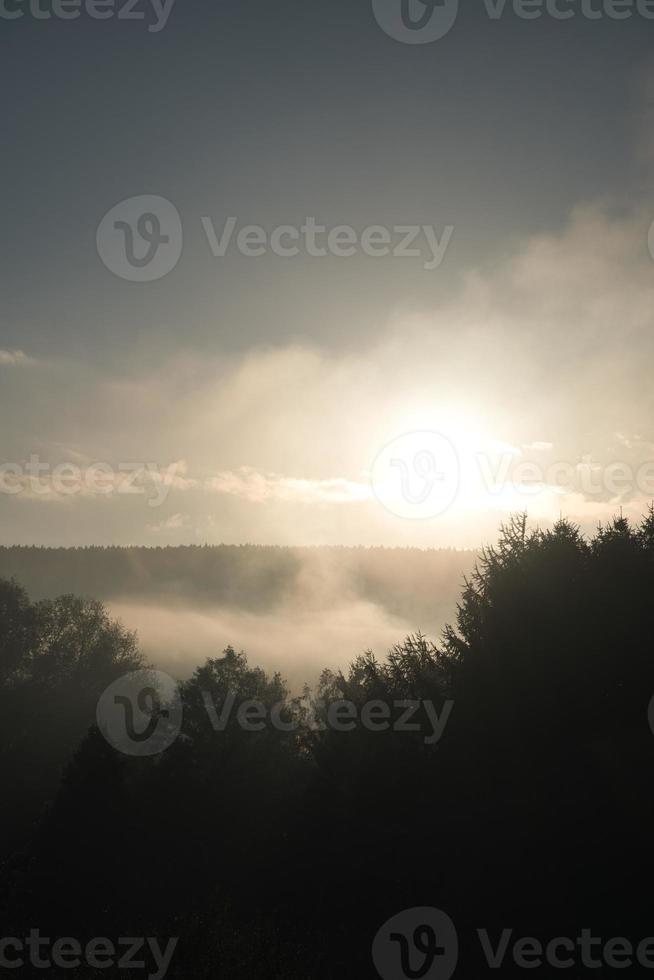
[0,544,474,688]
[106,597,421,690]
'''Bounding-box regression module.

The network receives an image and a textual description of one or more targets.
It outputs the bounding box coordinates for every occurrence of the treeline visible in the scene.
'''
[2,515,654,977]
[0,544,474,624]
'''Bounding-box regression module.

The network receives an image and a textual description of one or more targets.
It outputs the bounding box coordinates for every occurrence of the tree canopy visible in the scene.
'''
[3,513,654,977]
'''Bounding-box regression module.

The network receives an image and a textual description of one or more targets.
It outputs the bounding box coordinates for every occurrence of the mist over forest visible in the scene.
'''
[0,545,474,685]
[4,0,654,973]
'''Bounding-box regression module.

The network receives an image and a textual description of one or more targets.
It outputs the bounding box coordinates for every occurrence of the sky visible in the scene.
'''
[2,0,654,547]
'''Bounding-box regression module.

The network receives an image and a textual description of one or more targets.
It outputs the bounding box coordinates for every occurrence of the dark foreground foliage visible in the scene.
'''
[2,513,654,978]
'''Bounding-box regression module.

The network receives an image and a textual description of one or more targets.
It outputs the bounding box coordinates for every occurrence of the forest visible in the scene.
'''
[2,513,653,977]
[0,544,473,620]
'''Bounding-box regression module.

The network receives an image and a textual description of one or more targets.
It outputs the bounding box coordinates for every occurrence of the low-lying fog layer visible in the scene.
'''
[0,545,475,688]
[107,597,421,690]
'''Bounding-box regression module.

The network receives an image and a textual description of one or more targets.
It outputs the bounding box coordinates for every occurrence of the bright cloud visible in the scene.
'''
[0,349,30,366]
[205,467,372,504]
[3,202,654,546]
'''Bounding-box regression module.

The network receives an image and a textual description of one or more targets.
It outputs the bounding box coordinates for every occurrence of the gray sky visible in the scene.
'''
[2,0,654,546]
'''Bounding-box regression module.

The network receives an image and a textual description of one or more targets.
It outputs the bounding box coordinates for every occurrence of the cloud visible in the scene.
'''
[484,440,522,456]
[147,513,191,532]
[523,442,554,452]
[3,201,654,546]
[205,466,372,504]
[0,349,30,366]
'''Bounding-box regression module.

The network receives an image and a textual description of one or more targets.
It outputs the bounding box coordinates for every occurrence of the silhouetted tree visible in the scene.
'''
[5,514,654,978]
[0,581,143,858]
